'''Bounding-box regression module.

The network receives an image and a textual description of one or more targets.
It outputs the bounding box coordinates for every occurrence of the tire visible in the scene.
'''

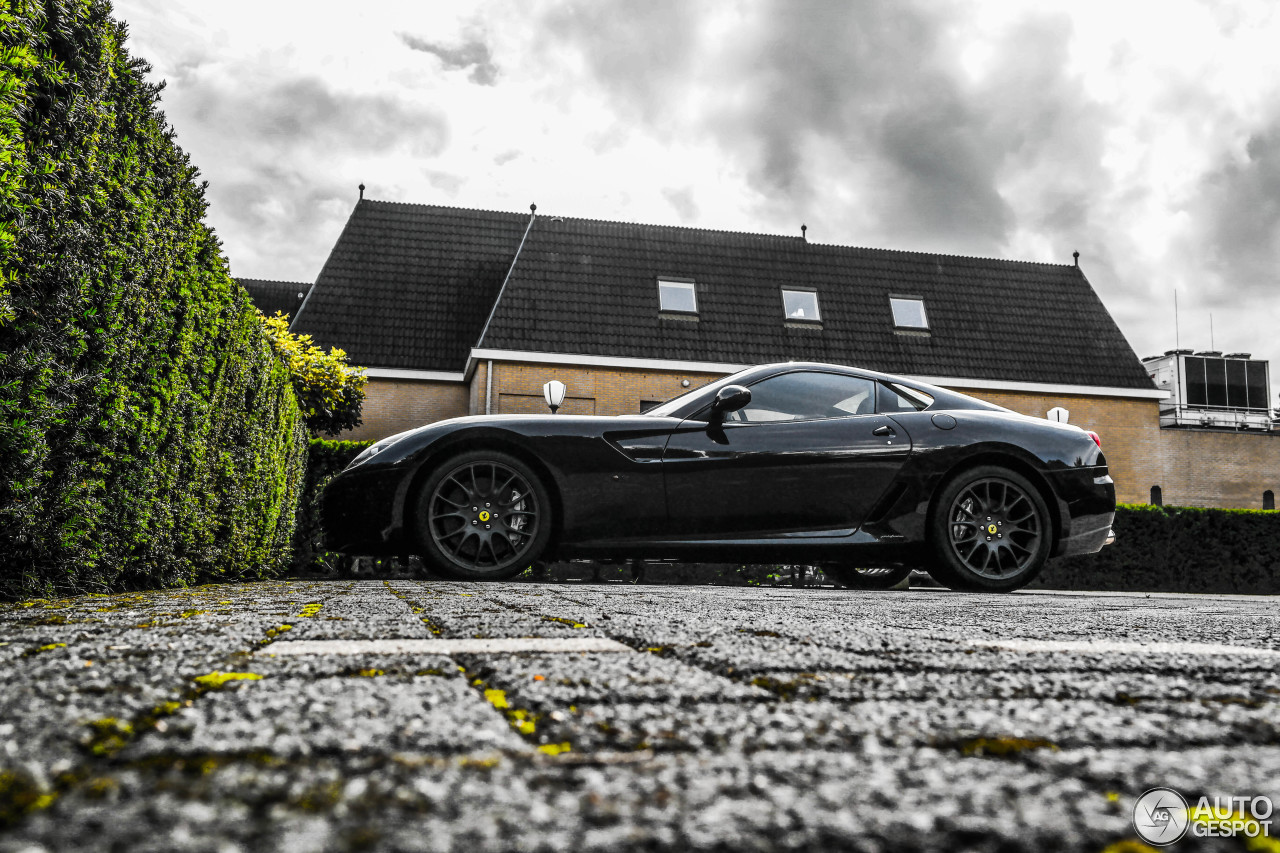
[826,565,912,590]
[413,450,552,581]
[928,465,1052,592]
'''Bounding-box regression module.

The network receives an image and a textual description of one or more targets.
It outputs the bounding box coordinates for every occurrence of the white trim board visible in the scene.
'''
[466,348,1168,400]
[365,368,466,382]
[907,374,1169,400]
[468,348,746,375]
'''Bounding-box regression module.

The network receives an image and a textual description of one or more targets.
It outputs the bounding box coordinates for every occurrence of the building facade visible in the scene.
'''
[259,200,1278,509]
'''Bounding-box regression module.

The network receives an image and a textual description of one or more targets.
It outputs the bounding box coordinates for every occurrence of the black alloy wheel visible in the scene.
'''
[826,565,912,590]
[415,450,551,580]
[929,465,1051,592]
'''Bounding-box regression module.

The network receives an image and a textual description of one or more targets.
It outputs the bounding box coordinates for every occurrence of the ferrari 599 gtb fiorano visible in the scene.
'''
[322,362,1115,592]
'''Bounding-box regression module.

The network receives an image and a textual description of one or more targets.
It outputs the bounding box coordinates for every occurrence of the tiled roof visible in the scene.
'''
[239,278,308,319]
[291,201,530,370]
[480,215,1154,389]
[292,201,1154,390]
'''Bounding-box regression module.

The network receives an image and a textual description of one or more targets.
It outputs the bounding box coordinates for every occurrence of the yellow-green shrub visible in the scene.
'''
[260,312,366,436]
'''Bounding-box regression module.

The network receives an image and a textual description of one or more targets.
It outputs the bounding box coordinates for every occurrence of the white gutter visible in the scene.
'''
[463,347,1169,400]
[485,359,493,415]
[364,367,465,382]
[466,348,747,378]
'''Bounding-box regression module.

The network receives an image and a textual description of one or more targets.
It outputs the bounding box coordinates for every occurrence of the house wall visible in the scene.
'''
[481,361,724,417]
[1147,428,1280,510]
[344,364,1280,510]
[966,389,1280,509]
[343,378,469,441]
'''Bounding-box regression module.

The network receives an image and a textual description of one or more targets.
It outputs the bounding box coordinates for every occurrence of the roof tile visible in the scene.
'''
[290,202,1153,389]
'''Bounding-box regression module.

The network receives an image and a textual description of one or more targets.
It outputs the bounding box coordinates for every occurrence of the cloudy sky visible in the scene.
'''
[114,0,1280,391]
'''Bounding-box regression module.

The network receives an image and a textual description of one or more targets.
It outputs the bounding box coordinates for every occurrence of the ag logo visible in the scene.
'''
[1133,787,1189,846]
[479,511,491,522]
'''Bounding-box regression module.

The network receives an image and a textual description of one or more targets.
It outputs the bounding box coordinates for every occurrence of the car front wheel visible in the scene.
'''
[928,465,1051,592]
[414,450,552,581]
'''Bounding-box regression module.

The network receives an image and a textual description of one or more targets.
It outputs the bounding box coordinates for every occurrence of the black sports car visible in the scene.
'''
[322,362,1115,592]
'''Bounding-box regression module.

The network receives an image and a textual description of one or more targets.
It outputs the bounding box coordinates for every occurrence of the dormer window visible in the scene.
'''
[782,288,821,323]
[890,296,929,330]
[658,279,697,315]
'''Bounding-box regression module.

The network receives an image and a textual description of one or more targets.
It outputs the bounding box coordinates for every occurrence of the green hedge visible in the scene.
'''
[0,0,308,599]
[1033,504,1280,594]
[290,438,371,573]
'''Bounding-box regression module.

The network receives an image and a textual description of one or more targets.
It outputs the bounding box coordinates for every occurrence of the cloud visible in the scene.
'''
[188,76,449,157]
[661,186,698,221]
[206,167,355,283]
[536,0,701,124]
[533,1,1104,255]
[1196,126,1280,297]
[159,70,452,280]
[399,33,499,85]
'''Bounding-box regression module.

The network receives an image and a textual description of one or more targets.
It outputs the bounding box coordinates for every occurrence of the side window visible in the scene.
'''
[724,372,876,423]
[877,382,934,413]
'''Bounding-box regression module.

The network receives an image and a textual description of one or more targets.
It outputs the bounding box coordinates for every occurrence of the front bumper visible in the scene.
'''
[320,465,412,555]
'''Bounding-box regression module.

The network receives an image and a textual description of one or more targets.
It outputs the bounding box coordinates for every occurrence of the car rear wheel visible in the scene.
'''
[929,465,1051,592]
[414,450,552,581]
[826,565,912,590]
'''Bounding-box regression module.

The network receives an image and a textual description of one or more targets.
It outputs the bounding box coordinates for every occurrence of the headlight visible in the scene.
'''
[344,428,420,471]
[347,440,393,470]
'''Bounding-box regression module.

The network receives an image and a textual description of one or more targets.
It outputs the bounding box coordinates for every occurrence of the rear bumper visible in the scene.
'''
[320,465,411,555]
[1046,467,1116,557]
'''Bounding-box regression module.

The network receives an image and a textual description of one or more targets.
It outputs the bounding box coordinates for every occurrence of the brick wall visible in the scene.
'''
[485,362,724,417]
[1148,428,1280,509]
[342,378,469,441]
[968,389,1280,509]
[344,365,1280,510]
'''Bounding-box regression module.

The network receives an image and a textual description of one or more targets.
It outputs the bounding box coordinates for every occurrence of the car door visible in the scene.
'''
[661,371,912,537]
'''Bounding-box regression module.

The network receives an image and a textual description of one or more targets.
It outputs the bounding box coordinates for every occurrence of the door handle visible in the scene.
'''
[872,425,895,437]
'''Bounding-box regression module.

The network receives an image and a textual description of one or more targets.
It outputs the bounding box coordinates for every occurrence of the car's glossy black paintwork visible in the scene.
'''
[321,362,1114,566]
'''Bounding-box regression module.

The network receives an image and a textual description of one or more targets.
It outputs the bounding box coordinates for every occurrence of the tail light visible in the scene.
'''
[1086,430,1102,448]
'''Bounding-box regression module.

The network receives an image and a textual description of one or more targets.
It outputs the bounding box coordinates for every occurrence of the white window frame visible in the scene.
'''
[781,288,821,322]
[658,279,698,315]
[889,296,929,330]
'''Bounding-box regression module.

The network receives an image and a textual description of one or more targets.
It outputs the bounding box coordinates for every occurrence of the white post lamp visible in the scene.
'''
[543,380,567,414]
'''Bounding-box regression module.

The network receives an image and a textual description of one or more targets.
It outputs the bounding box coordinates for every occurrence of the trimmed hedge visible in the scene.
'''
[291,438,371,573]
[1033,504,1280,594]
[0,0,308,599]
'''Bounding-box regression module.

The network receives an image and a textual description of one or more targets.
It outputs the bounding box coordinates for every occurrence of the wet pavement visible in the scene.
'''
[0,580,1277,852]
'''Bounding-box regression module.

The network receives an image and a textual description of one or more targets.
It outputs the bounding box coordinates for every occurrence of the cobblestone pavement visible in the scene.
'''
[1,580,1278,852]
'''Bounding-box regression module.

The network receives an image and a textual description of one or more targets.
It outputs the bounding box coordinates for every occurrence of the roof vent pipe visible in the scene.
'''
[475,204,538,348]
[1073,250,1079,267]
[801,224,807,242]
[359,183,365,200]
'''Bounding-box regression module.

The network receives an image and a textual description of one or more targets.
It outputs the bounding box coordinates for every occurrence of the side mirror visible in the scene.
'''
[710,384,751,417]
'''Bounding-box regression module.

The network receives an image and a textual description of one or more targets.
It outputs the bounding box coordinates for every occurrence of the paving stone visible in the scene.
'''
[1,580,1277,852]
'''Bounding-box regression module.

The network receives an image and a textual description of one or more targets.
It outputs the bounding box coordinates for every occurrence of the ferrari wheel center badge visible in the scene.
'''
[986,523,998,535]
[479,510,491,522]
